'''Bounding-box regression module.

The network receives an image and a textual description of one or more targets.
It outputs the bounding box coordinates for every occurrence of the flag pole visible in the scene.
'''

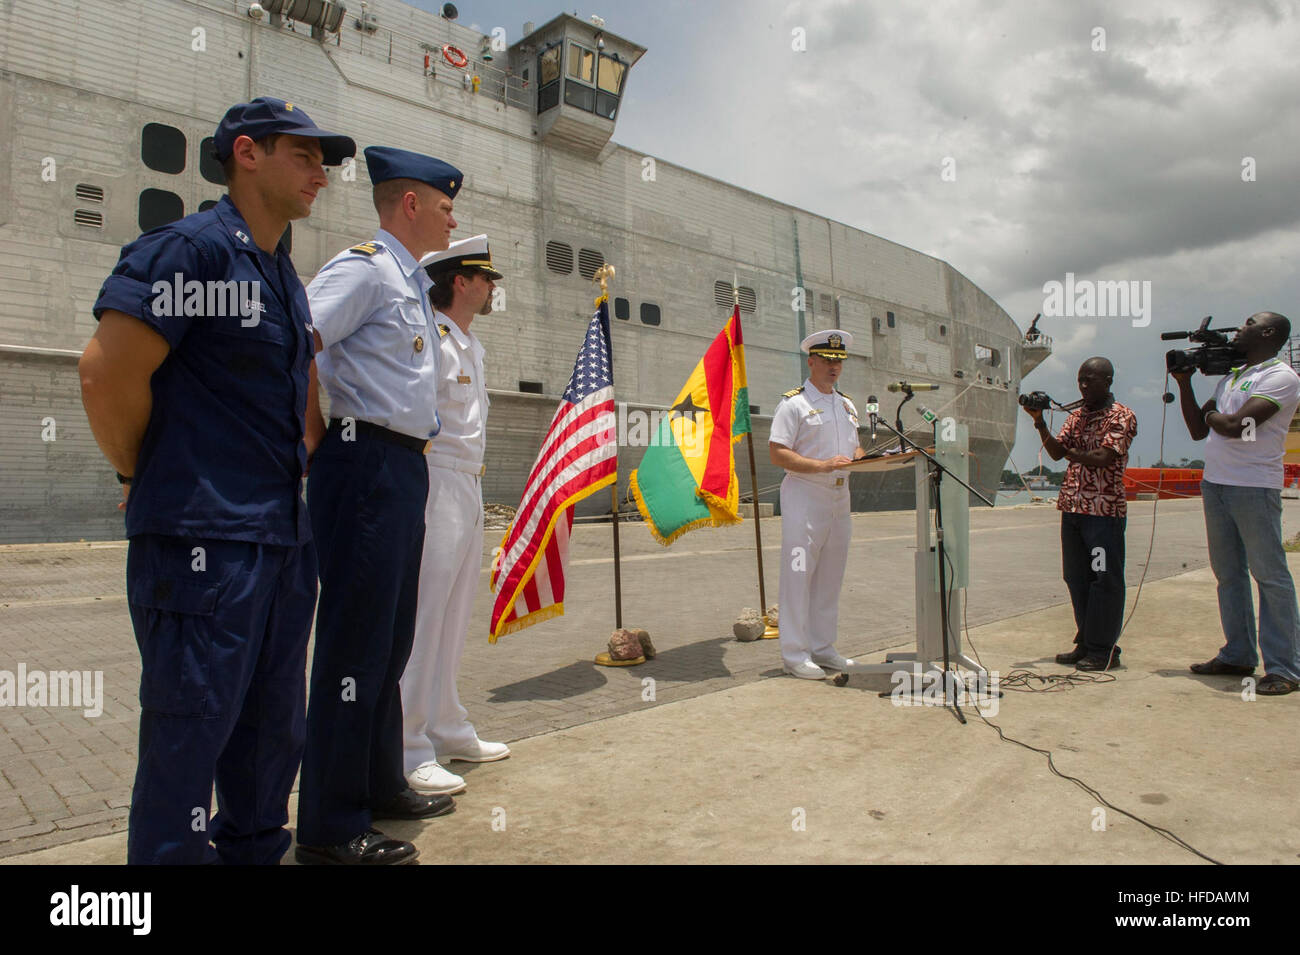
[597,264,623,630]
[735,280,775,635]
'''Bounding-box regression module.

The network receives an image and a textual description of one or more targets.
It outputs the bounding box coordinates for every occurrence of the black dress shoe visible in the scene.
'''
[295,828,418,866]
[1076,653,1121,672]
[371,788,456,821]
[1055,645,1087,665]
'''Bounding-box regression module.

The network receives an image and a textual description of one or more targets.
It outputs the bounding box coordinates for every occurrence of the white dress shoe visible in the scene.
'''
[784,660,827,680]
[406,761,466,795]
[439,739,512,763]
[812,651,854,671]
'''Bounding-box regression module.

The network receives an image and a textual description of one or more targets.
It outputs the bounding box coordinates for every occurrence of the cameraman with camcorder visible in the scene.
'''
[1172,311,1300,695]
[1024,357,1137,671]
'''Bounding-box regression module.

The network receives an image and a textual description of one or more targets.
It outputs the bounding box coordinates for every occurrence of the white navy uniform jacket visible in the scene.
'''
[428,313,489,472]
[769,378,861,488]
[308,229,440,440]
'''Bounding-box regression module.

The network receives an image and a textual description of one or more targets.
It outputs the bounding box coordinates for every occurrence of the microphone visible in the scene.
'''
[887,381,941,392]
[916,404,940,425]
[865,395,879,444]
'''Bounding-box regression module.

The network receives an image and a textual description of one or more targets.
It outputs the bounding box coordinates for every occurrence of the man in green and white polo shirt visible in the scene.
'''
[1174,311,1300,695]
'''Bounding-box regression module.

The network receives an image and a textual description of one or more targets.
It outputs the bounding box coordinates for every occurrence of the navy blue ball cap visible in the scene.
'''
[212,97,356,165]
[364,146,463,198]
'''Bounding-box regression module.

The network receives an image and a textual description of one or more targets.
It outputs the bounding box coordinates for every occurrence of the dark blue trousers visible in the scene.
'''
[297,427,429,846]
[126,534,317,865]
[1061,512,1127,655]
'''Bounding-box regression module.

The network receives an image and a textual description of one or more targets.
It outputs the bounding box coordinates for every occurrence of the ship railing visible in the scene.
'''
[1022,332,1052,348]
[292,11,534,111]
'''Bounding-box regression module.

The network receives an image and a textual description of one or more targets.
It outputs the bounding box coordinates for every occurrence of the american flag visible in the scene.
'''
[489,300,618,641]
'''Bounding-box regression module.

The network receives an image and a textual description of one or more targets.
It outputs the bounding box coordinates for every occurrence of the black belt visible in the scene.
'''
[329,417,431,454]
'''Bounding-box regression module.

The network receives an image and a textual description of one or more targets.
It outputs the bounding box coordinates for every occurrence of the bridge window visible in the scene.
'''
[640,302,661,326]
[538,44,561,113]
[567,42,595,82]
[614,297,630,320]
[975,344,1000,367]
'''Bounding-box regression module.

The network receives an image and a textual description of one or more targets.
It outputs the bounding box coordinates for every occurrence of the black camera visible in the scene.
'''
[1162,316,1245,376]
[1018,391,1054,411]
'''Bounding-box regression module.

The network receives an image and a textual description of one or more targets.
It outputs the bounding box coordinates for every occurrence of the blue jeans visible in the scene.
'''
[1201,480,1300,680]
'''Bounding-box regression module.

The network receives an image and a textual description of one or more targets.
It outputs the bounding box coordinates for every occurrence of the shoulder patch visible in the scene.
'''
[348,241,382,256]
[438,323,450,338]
[782,386,805,399]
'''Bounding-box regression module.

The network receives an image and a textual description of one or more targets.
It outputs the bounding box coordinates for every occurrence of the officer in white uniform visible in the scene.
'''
[401,235,511,795]
[768,330,865,680]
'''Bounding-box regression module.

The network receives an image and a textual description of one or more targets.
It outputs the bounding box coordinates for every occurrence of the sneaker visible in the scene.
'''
[784,660,827,680]
[811,651,854,671]
[406,761,466,795]
[439,739,512,763]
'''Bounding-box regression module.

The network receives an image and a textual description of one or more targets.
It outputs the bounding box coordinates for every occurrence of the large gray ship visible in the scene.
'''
[0,0,1050,543]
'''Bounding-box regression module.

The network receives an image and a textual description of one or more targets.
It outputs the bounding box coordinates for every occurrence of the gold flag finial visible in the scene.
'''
[593,263,616,302]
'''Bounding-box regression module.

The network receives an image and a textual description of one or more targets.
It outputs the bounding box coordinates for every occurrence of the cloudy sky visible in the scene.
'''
[419,0,1300,469]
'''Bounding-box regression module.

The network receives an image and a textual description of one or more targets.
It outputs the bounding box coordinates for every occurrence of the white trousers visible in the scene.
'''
[400,465,483,773]
[778,475,851,668]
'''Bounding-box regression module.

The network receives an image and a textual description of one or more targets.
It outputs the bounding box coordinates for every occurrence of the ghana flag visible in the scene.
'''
[629,306,750,545]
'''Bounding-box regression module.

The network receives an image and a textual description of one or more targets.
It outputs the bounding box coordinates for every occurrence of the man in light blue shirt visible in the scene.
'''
[296,147,464,865]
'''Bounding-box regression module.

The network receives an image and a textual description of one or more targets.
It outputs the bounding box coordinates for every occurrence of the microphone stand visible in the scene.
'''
[893,390,916,452]
[872,404,995,725]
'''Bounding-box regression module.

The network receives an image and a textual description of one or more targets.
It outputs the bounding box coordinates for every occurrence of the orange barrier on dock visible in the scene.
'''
[1123,468,1203,500]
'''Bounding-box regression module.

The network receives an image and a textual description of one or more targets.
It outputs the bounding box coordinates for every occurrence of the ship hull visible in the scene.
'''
[0,0,1039,543]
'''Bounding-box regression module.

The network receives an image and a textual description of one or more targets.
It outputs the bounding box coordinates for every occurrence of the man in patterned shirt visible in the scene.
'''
[1024,357,1137,671]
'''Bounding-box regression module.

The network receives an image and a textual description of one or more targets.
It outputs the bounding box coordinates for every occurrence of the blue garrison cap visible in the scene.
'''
[364,146,463,198]
[212,97,355,165]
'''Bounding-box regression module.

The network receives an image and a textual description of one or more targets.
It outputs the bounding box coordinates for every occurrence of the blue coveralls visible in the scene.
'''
[296,231,439,846]
[94,196,318,865]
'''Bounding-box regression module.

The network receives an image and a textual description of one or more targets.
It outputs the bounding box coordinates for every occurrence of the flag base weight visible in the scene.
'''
[594,652,646,667]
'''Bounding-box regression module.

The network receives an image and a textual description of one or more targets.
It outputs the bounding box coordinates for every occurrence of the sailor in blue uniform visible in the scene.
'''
[80,97,355,864]
[295,147,464,865]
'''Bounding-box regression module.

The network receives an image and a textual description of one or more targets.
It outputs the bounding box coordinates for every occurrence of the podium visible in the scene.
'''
[846,423,987,683]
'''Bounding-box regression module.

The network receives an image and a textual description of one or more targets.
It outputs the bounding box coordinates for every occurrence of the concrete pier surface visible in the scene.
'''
[2,497,1297,864]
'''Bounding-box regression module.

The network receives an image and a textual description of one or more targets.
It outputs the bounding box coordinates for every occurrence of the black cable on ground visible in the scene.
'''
[952,379,1225,864]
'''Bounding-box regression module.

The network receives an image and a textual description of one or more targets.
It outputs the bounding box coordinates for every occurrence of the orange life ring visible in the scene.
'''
[442,44,468,68]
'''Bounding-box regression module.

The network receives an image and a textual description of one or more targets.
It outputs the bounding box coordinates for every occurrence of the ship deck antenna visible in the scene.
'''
[594,263,623,629]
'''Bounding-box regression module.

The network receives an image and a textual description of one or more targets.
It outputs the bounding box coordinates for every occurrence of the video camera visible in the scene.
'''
[1018,391,1085,413]
[1162,316,1245,376]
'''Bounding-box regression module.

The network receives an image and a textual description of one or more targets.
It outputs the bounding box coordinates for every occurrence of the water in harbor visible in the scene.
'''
[993,488,1060,507]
